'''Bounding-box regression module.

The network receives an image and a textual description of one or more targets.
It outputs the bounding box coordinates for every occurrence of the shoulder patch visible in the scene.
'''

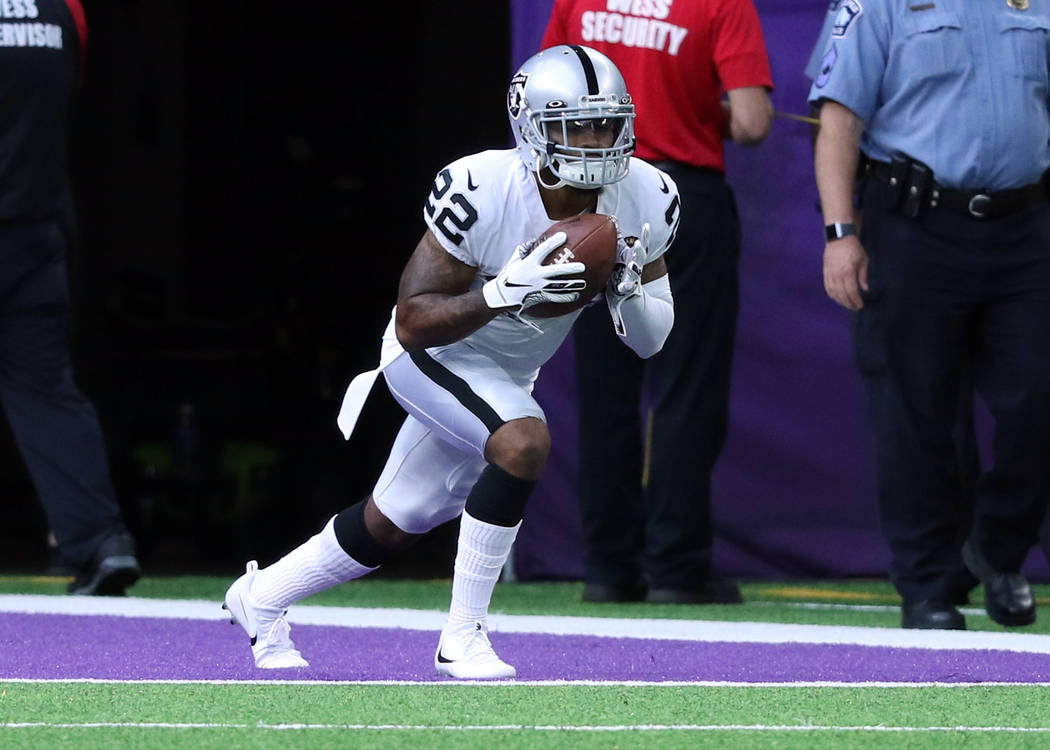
[832,0,863,37]
[814,44,838,88]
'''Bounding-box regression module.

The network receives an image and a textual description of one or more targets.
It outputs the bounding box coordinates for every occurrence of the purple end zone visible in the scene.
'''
[3,613,1050,682]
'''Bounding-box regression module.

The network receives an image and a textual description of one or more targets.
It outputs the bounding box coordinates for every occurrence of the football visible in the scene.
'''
[525,213,618,319]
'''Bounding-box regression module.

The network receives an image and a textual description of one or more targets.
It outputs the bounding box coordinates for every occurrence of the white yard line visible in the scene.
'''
[3,593,1050,654]
[3,721,1050,733]
[3,677,1050,687]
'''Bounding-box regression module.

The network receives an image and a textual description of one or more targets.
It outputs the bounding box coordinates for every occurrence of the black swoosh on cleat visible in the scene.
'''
[467,171,479,191]
[437,652,453,663]
[659,175,669,194]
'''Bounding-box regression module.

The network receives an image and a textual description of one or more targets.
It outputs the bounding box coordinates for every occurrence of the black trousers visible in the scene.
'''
[855,182,1050,602]
[574,165,739,590]
[0,220,125,568]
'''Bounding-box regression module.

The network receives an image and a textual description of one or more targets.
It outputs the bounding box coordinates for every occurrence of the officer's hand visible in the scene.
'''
[823,236,869,311]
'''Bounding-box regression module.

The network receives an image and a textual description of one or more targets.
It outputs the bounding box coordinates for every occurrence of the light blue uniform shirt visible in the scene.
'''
[808,0,1050,191]
[805,1,843,81]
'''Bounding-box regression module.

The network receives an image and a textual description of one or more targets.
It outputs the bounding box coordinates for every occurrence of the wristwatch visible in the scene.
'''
[825,222,857,242]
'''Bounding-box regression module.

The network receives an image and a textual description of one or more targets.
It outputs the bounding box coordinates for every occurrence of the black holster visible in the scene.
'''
[884,153,935,219]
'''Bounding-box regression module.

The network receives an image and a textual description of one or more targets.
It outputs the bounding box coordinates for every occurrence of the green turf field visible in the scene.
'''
[4,683,1049,749]
[3,575,1050,749]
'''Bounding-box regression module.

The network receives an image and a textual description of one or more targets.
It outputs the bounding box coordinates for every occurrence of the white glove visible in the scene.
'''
[608,223,648,335]
[482,231,586,313]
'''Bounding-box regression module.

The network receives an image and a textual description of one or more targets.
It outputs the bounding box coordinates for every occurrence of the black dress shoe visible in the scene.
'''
[645,578,743,605]
[984,574,1037,626]
[582,580,647,603]
[962,541,1036,627]
[901,600,966,630]
[68,532,142,596]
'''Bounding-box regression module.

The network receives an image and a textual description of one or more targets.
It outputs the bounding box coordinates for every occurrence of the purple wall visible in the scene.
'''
[510,0,1048,582]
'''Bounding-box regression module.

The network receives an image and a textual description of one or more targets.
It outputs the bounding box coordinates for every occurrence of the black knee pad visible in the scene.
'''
[332,500,394,568]
[464,463,536,528]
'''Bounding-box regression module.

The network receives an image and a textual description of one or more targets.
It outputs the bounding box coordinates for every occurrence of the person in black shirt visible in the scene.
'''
[0,0,140,594]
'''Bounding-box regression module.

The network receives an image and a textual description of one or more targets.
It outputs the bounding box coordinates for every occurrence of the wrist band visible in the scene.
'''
[825,222,857,241]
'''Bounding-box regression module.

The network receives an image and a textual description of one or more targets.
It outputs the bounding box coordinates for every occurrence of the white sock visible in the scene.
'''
[251,516,376,609]
[447,511,521,629]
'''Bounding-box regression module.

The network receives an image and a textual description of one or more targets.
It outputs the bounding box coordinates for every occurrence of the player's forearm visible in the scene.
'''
[394,290,497,351]
[613,275,674,359]
[814,100,864,224]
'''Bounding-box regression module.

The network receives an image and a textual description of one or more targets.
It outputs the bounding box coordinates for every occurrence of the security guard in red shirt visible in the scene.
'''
[543,0,773,604]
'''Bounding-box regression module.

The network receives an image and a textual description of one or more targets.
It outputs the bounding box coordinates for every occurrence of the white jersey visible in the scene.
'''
[380,149,681,384]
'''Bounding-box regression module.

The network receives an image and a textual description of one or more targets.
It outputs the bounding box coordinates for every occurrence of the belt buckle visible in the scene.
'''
[968,193,992,219]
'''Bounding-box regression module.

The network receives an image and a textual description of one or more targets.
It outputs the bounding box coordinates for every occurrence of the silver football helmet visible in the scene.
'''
[508,45,636,190]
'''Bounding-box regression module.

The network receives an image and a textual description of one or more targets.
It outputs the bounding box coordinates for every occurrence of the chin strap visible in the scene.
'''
[534,155,569,190]
[533,148,605,191]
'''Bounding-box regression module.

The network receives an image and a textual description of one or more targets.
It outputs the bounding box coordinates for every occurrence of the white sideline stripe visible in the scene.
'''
[4,721,1050,733]
[5,678,1050,688]
[4,594,1050,654]
[777,601,987,617]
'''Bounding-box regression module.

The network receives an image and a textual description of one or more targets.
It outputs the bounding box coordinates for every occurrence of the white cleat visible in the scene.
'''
[223,560,309,669]
[434,620,516,680]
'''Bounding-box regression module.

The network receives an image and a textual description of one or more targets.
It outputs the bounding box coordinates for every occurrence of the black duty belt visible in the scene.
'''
[867,159,1049,220]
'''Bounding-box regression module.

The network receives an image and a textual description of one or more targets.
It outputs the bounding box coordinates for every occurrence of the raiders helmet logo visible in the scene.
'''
[508,73,528,118]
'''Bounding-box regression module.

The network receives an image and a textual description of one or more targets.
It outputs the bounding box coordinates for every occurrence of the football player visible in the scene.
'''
[223,45,681,679]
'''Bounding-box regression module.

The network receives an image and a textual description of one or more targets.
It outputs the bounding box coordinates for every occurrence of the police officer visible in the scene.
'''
[804,1,982,610]
[0,0,141,594]
[810,0,1050,630]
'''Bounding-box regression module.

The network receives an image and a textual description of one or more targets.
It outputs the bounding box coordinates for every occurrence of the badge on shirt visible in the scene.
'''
[832,0,863,37]
[1007,0,1030,10]
[815,44,838,88]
